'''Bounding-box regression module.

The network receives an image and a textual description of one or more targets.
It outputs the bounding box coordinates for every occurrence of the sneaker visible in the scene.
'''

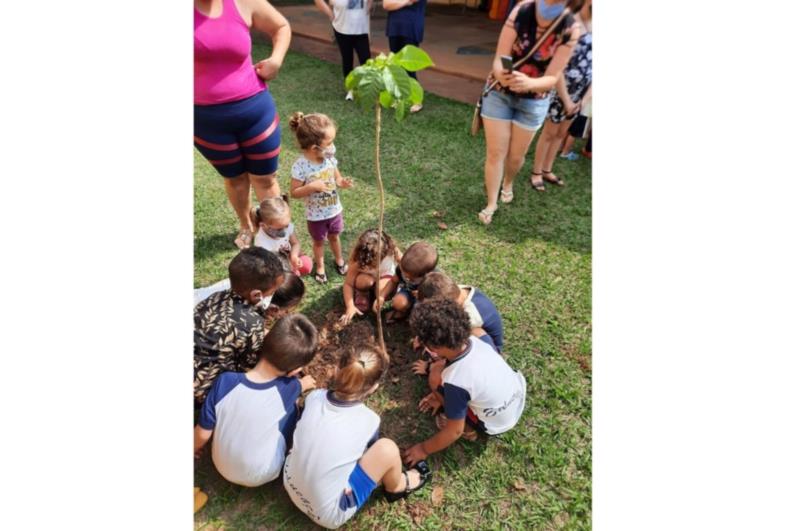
[345,91,354,101]
[410,103,423,113]
[560,151,579,161]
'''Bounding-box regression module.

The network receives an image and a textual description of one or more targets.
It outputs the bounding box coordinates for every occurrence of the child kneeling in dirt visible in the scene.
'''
[283,345,431,529]
[340,229,402,325]
[386,241,439,323]
[403,299,527,465]
[194,314,318,487]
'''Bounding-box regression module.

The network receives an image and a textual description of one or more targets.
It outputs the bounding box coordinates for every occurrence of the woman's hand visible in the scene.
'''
[508,71,535,93]
[340,303,363,325]
[254,57,282,81]
[494,69,516,88]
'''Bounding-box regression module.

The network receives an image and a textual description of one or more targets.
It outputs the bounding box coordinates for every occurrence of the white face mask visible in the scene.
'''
[257,294,274,310]
[319,143,336,158]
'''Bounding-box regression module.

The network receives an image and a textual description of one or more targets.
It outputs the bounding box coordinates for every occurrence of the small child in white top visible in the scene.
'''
[289,112,353,284]
[193,314,319,487]
[253,196,313,276]
[403,298,526,466]
[283,345,431,529]
[340,229,403,325]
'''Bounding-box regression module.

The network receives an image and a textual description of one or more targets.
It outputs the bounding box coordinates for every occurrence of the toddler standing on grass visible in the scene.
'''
[194,314,319,487]
[283,345,431,529]
[289,112,354,284]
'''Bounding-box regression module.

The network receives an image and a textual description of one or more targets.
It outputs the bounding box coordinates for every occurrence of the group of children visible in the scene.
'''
[193,110,528,527]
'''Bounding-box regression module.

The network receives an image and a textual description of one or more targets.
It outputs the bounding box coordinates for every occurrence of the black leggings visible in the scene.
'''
[334,30,371,79]
[388,35,420,80]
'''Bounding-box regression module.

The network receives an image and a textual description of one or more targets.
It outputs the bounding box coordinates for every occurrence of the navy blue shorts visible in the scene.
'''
[194,90,281,178]
[338,462,377,511]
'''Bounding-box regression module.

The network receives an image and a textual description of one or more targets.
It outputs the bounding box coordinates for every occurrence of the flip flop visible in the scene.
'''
[334,261,348,276]
[478,206,497,225]
[500,189,514,204]
[542,170,565,186]
[383,461,432,502]
[313,271,328,285]
[530,172,546,192]
[234,228,253,249]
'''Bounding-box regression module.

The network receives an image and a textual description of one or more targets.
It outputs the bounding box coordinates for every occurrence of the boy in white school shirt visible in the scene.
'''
[403,298,527,466]
[194,314,319,487]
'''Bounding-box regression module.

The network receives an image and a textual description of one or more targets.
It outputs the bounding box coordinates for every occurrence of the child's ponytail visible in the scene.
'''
[288,112,335,150]
[331,345,389,401]
[289,111,305,132]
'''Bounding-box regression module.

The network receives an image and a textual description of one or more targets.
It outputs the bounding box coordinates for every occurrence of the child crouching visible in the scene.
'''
[283,345,431,529]
[403,299,526,466]
[194,314,318,487]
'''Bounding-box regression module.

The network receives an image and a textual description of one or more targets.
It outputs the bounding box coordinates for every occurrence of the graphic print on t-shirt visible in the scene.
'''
[291,156,343,221]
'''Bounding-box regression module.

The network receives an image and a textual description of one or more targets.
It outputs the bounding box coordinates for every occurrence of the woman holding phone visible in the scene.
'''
[194,0,291,249]
[477,0,582,226]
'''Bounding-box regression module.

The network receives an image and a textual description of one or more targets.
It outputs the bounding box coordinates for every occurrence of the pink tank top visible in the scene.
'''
[194,0,267,105]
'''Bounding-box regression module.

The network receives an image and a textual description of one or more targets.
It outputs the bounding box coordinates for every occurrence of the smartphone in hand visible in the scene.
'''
[501,55,514,72]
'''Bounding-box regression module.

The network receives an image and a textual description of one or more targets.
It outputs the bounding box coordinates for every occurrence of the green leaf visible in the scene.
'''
[379,90,394,109]
[356,80,377,112]
[345,70,358,91]
[387,65,411,101]
[392,45,434,72]
[408,78,424,105]
[394,100,407,122]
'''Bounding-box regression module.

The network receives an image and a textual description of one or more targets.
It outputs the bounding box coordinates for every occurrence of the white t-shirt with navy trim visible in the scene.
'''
[283,389,379,529]
[254,223,295,254]
[462,285,504,351]
[198,372,302,487]
[442,336,527,435]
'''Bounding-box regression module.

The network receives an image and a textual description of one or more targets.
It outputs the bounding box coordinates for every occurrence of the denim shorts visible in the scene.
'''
[481,89,551,131]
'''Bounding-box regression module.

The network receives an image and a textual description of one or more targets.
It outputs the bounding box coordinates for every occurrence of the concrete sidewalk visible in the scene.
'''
[275,4,504,104]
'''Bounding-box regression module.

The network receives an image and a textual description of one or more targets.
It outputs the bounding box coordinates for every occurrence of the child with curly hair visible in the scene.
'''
[289,112,354,284]
[340,229,402,325]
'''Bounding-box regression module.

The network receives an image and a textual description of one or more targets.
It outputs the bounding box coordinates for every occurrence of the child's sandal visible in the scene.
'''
[383,461,432,502]
[530,172,546,192]
[313,271,328,285]
[542,170,565,186]
[334,261,348,276]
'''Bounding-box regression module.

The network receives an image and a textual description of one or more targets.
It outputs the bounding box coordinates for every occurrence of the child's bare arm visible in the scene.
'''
[403,417,464,465]
[289,231,302,264]
[291,178,328,198]
[340,263,363,324]
[194,425,213,458]
[372,275,397,312]
[335,167,353,188]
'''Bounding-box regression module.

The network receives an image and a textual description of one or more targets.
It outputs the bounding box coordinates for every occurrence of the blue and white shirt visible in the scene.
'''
[283,389,379,529]
[462,285,504,352]
[442,336,526,435]
[198,372,302,487]
[291,155,343,222]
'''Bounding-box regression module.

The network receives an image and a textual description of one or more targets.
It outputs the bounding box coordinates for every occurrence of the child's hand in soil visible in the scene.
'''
[340,304,363,325]
[299,374,316,393]
[411,359,429,376]
[418,392,441,415]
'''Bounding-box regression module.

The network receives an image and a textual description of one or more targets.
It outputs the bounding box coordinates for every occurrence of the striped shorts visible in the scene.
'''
[194,89,281,178]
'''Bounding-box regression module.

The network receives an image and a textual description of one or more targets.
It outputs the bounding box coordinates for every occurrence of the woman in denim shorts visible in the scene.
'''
[478,0,583,225]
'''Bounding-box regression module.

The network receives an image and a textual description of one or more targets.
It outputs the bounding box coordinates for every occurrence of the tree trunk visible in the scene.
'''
[374,103,387,356]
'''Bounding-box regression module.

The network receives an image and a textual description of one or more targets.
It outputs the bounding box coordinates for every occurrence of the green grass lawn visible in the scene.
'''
[195,42,591,530]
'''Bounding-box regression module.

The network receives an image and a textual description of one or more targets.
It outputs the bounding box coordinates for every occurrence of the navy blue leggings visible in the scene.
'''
[194,89,281,178]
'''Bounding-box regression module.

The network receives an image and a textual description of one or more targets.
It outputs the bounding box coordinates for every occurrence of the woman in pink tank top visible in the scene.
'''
[194,0,291,249]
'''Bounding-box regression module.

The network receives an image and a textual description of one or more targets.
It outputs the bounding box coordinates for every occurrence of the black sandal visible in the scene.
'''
[334,261,348,276]
[313,271,328,284]
[542,170,565,186]
[530,172,546,192]
[383,461,432,502]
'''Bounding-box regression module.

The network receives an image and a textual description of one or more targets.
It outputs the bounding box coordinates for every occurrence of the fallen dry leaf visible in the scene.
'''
[431,486,444,506]
[437,222,448,230]
[513,478,526,491]
[432,210,445,218]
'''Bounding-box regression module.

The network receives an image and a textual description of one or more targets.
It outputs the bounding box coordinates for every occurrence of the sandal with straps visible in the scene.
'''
[500,189,514,204]
[334,260,348,276]
[313,271,328,285]
[383,461,432,502]
[234,228,253,249]
[478,206,497,225]
[530,172,546,192]
[542,170,565,186]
